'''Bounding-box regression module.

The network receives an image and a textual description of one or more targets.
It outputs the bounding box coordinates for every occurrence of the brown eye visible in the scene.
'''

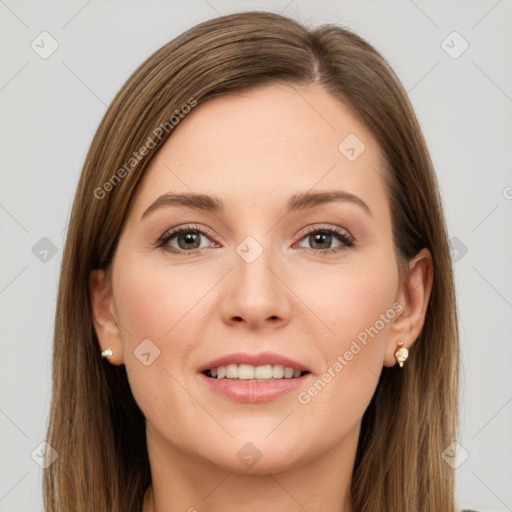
[157,225,216,254]
[296,227,353,254]
[175,230,202,250]
[308,232,333,250]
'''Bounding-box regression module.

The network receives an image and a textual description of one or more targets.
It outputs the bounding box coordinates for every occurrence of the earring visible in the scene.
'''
[394,340,408,368]
[101,348,113,361]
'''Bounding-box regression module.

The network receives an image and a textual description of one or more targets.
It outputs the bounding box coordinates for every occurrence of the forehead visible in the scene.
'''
[130,82,387,217]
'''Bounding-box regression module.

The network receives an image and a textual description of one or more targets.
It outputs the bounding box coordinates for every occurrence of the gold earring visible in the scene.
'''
[101,348,113,361]
[394,340,408,368]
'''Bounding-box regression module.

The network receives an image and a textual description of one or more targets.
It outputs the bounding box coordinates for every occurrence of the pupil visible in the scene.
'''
[178,231,200,250]
[311,232,331,249]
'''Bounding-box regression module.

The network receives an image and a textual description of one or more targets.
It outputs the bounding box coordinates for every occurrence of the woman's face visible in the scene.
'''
[101,82,408,473]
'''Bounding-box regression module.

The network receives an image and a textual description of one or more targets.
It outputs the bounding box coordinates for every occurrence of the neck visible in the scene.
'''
[142,422,359,512]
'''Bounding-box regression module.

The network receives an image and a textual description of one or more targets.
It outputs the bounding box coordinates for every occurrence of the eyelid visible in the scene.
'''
[296,223,351,239]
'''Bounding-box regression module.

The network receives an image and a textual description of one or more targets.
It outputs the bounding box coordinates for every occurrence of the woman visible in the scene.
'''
[44,10,473,512]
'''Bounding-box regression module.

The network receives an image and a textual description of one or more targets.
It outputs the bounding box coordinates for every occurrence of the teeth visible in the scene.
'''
[238,364,255,379]
[207,363,305,380]
[254,364,272,379]
[226,364,238,378]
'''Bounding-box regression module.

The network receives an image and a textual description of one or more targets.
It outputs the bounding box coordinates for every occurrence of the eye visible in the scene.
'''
[155,223,354,256]
[156,224,217,254]
[294,225,354,255]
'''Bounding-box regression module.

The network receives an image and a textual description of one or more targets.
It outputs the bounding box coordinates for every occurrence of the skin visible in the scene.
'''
[90,82,433,512]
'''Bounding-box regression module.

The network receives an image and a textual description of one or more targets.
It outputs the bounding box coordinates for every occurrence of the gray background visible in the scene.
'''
[1,1,511,510]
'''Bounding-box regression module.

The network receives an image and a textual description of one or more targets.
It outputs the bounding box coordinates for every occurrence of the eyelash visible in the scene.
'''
[154,223,355,256]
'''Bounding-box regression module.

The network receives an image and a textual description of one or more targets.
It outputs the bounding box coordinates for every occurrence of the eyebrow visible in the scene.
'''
[140,190,372,220]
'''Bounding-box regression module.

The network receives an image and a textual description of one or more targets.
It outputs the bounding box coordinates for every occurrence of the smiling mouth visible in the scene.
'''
[203,363,311,380]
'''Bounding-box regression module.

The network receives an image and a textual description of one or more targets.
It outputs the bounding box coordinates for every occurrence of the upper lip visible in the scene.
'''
[199,351,311,373]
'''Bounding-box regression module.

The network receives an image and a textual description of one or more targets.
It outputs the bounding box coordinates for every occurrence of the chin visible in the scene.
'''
[209,450,304,476]
[196,435,314,476]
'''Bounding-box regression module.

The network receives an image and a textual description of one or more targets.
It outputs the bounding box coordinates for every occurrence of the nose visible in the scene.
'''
[219,242,293,331]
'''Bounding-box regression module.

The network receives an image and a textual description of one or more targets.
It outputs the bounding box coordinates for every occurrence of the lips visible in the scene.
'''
[197,352,312,402]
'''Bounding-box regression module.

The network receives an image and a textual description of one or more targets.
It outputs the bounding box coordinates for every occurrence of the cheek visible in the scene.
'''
[111,253,207,427]
[297,250,398,351]
[293,252,398,416]
[113,254,208,341]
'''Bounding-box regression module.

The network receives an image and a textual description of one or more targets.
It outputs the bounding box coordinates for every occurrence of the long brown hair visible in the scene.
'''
[44,11,459,511]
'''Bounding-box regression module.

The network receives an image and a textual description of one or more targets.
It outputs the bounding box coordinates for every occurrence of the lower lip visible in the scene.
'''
[198,372,311,403]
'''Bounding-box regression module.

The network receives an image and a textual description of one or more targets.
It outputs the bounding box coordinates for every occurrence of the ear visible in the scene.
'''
[383,248,433,367]
[89,267,124,365]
